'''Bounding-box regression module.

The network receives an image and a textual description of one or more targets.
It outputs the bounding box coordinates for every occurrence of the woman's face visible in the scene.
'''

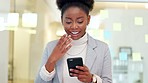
[62,7,90,40]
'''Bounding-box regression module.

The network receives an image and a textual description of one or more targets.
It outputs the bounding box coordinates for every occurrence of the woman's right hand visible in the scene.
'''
[50,34,72,62]
[45,34,72,72]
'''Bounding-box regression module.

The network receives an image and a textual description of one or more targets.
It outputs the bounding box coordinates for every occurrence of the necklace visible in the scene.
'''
[66,43,87,56]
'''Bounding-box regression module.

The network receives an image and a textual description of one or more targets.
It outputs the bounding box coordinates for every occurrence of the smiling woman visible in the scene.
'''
[62,7,90,40]
[35,0,112,83]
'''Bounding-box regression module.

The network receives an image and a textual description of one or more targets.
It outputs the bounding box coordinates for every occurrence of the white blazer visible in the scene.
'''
[35,34,112,83]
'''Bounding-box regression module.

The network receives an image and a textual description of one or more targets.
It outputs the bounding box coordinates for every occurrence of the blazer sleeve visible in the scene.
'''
[101,46,112,83]
[34,42,54,83]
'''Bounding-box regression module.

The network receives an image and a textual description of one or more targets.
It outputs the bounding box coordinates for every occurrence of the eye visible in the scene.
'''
[66,22,72,24]
[78,21,83,24]
[77,19,84,24]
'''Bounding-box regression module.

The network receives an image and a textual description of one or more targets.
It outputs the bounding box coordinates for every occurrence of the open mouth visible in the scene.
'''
[70,31,80,36]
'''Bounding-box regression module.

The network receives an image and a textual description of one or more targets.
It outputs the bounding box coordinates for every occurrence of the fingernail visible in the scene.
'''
[76,66,79,68]
[70,69,73,71]
[70,38,73,41]
[68,35,71,37]
[69,44,72,46]
[69,44,72,48]
[70,73,73,75]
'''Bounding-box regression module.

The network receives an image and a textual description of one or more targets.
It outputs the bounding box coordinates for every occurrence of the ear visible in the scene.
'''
[87,15,91,25]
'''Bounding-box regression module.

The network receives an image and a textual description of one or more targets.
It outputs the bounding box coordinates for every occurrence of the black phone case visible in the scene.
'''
[67,57,83,77]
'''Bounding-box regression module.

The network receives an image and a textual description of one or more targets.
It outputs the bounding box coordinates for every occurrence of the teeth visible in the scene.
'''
[71,32,79,34]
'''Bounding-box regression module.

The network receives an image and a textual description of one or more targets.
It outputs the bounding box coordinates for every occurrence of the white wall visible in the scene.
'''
[13,28,30,80]
[0,0,10,12]
[9,0,60,81]
[0,0,10,82]
[0,31,9,83]
[29,0,59,80]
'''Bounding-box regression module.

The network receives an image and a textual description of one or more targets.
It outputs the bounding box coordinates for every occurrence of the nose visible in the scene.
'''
[71,22,78,29]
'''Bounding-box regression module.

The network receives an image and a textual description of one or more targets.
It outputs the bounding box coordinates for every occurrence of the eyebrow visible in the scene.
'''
[65,16,84,20]
[77,17,84,20]
[65,17,72,20]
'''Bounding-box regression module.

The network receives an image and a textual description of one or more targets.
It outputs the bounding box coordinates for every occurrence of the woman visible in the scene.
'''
[35,0,112,83]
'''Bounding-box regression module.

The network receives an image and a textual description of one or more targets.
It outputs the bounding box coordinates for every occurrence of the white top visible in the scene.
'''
[62,33,87,83]
[40,33,102,83]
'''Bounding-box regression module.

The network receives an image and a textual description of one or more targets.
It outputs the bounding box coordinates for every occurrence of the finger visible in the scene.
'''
[70,69,86,76]
[62,35,71,45]
[57,34,66,45]
[70,69,80,74]
[67,35,71,39]
[61,36,72,48]
[77,75,87,81]
[76,65,89,72]
[77,74,87,79]
[64,35,72,46]
[66,37,73,46]
[70,73,78,77]
[61,34,67,40]
[61,38,72,52]
[59,34,70,49]
[62,44,72,53]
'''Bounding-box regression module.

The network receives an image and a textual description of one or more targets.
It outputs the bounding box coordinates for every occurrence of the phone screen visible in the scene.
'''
[67,57,83,77]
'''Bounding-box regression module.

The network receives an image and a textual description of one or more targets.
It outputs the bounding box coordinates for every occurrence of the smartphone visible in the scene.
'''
[67,57,83,77]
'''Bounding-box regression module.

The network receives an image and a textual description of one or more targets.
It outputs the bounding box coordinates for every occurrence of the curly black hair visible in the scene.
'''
[56,0,94,16]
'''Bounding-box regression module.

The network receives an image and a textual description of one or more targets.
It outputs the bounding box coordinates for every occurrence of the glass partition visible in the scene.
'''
[88,2,146,83]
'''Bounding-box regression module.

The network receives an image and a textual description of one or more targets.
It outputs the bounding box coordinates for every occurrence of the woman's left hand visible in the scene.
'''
[70,65,93,83]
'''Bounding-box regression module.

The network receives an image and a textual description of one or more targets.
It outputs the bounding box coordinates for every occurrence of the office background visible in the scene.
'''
[0,0,148,83]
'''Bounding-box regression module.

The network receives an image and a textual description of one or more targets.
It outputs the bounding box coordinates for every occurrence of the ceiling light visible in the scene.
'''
[7,13,19,26]
[22,13,37,28]
[145,3,148,9]
[0,17,6,31]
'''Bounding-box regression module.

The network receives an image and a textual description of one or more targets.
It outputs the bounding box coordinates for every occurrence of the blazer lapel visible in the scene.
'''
[85,45,97,70]
[85,35,97,70]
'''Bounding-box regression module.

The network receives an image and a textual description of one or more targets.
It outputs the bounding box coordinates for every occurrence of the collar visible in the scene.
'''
[71,33,88,45]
